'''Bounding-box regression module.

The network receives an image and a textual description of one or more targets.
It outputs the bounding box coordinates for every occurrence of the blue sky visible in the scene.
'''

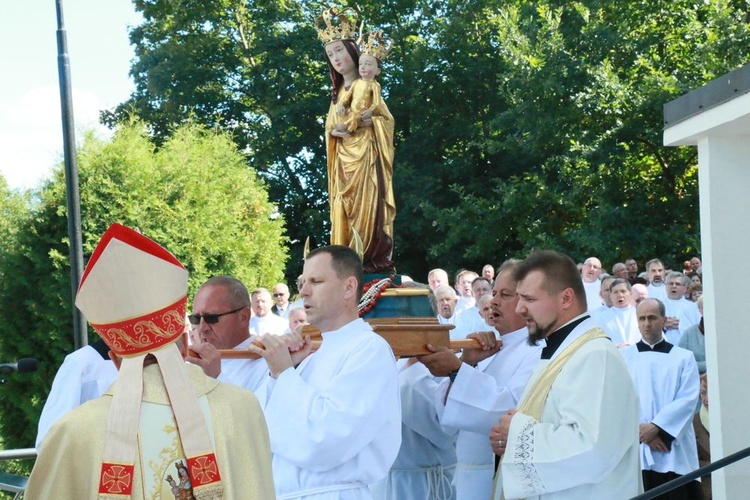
[0,0,141,190]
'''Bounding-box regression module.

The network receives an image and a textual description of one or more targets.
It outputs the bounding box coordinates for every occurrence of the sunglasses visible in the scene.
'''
[273,293,287,297]
[188,307,244,325]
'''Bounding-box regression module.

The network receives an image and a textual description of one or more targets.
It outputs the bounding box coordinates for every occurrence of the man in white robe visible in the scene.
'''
[433,285,476,340]
[600,278,640,346]
[370,359,457,500]
[428,268,449,291]
[454,270,478,316]
[420,260,542,500]
[663,272,701,345]
[35,338,118,449]
[646,258,668,302]
[621,298,703,498]
[187,275,269,393]
[491,250,642,499]
[250,287,290,335]
[459,277,495,334]
[250,245,401,499]
[581,256,603,310]
[588,275,615,320]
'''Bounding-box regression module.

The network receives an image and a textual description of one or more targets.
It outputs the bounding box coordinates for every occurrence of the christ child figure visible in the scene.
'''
[331,31,392,138]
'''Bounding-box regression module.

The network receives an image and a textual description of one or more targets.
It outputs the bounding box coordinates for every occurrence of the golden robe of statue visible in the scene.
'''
[326,78,396,273]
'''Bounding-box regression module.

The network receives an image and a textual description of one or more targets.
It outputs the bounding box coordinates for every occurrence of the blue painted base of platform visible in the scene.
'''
[361,274,433,319]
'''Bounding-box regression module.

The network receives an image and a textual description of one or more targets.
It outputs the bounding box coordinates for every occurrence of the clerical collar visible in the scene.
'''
[437,314,455,325]
[541,314,589,359]
[636,338,673,353]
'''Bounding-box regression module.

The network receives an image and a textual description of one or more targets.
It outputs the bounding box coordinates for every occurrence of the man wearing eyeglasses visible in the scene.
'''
[663,272,701,345]
[187,275,269,393]
[271,283,291,318]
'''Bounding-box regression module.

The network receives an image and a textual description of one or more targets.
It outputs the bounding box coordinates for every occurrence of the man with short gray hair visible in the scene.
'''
[663,272,701,344]
[428,268,449,291]
[271,282,291,318]
[581,256,603,310]
[433,285,474,339]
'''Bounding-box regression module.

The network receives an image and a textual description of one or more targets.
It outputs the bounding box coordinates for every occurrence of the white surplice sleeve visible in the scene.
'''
[651,353,700,439]
[502,341,638,498]
[262,334,401,472]
[36,347,117,449]
[439,348,538,436]
[399,361,455,449]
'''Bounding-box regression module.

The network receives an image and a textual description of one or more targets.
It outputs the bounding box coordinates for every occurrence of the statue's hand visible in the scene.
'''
[359,109,373,128]
[330,129,350,138]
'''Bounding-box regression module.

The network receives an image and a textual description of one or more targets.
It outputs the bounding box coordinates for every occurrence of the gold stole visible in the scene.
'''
[516,327,608,420]
[491,327,608,500]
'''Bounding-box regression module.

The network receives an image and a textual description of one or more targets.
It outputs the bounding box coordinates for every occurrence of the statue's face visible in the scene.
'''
[326,41,356,75]
[358,54,380,80]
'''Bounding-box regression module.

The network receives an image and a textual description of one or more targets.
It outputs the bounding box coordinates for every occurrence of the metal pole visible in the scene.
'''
[55,0,87,349]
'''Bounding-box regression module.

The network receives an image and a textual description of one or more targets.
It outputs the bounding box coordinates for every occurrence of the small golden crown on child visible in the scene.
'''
[315,7,360,45]
[361,31,393,61]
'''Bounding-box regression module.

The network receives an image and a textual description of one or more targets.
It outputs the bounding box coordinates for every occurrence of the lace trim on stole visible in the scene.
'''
[513,416,546,496]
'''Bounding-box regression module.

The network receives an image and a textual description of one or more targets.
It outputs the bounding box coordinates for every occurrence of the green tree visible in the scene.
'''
[0,121,287,456]
[420,0,749,269]
[108,0,750,280]
[105,0,331,280]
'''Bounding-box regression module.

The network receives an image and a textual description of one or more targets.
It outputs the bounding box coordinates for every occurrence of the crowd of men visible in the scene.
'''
[30,231,711,499]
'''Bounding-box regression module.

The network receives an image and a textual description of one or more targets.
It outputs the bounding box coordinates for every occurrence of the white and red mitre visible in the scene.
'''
[76,223,223,499]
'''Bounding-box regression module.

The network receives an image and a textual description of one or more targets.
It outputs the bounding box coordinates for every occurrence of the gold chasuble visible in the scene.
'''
[26,224,274,499]
[27,364,274,499]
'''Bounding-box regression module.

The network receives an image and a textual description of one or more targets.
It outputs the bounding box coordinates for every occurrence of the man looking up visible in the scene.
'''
[491,250,641,499]
[271,282,291,318]
[249,245,401,500]
[581,256,603,310]
[419,259,542,499]
[249,287,288,336]
[621,298,702,498]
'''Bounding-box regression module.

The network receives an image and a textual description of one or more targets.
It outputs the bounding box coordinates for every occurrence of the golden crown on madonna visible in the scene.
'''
[316,7,360,45]
[361,31,393,62]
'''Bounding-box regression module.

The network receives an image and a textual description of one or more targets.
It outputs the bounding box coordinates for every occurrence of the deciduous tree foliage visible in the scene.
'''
[107,0,750,280]
[0,122,287,454]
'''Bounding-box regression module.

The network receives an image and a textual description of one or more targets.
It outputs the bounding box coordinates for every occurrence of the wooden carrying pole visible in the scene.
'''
[212,318,484,359]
